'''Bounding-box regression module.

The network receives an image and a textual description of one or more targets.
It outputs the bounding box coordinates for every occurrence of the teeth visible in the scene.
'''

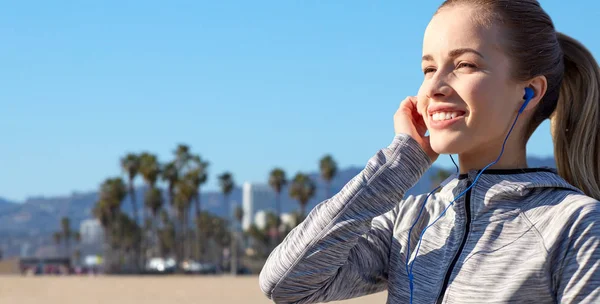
[432,111,461,121]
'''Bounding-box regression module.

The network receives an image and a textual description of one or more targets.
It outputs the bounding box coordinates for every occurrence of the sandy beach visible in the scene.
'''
[0,275,387,304]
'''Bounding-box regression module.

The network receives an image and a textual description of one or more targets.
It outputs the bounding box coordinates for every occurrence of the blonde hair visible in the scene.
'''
[437,0,600,200]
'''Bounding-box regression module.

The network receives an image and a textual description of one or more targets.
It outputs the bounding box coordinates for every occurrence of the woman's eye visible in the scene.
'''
[423,67,436,75]
[457,62,477,69]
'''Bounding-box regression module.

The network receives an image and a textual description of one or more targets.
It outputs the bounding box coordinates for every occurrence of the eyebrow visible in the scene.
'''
[422,48,485,61]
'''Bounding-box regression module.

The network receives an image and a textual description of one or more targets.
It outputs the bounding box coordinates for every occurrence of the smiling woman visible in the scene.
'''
[259,0,600,303]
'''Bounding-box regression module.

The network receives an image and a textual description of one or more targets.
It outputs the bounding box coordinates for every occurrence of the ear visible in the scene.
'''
[521,75,548,112]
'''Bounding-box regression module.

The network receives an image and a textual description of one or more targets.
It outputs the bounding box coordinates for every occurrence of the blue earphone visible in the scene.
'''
[405,87,535,304]
[520,87,535,113]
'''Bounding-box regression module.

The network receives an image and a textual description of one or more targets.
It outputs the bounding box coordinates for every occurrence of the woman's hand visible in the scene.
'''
[394,96,439,162]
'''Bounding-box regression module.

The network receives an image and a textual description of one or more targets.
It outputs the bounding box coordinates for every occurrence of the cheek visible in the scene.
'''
[457,77,500,123]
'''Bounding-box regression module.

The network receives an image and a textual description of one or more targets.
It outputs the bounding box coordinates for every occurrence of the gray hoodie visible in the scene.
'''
[259,134,600,303]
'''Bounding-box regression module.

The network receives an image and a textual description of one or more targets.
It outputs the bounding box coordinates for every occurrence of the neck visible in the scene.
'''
[457,134,528,175]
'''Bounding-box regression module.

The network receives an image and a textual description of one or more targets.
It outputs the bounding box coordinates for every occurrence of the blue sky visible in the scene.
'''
[2,1,599,202]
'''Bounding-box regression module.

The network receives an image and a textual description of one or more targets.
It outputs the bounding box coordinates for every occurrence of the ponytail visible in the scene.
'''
[552,32,600,200]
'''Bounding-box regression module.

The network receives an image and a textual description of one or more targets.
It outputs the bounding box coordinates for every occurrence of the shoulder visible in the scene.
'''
[523,190,600,249]
[523,188,599,223]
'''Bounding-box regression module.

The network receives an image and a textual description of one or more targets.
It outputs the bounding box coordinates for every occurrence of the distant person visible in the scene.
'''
[259,1,600,303]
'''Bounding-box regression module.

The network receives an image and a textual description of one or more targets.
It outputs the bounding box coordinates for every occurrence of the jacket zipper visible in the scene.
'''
[436,180,472,304]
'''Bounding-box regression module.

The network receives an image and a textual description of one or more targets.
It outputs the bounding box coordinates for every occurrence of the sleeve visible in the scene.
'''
[554,202,600,303]
[258,133,432,303]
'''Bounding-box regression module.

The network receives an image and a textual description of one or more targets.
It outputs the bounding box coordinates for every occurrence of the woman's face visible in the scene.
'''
[417,5,526,156]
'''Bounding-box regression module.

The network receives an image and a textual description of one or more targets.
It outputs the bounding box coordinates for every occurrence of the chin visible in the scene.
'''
[430,133,465,155]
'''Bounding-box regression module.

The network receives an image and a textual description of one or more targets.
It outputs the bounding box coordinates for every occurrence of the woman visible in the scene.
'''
[259,1,600,303]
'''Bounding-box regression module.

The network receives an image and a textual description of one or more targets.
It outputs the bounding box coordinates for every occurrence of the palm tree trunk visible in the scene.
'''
[194,193,202,261]
[128,181,141,272]
[129,181,138,224]
[226,194,231,226]
[276,192,282,244]
[231,231,238,276]
[183,208,189,260]
[168,185,175,221]
[177,212,184,271]
[66,238,71,261]
[141,204,148,271]
[300,202,306,221]
[104,226,115,273]
[224,193,232,273]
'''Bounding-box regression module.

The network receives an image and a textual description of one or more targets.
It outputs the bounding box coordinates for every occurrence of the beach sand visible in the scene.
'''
[0,275,387,304]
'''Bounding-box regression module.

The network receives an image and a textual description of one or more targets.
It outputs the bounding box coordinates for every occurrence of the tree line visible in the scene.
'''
[59,144,339,274]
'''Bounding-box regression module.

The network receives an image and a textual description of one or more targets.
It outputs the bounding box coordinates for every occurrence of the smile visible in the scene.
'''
[428,110,466,129]
[431,111,463,121]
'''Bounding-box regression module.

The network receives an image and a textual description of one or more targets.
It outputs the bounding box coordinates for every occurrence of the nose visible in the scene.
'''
[423,73,453,99]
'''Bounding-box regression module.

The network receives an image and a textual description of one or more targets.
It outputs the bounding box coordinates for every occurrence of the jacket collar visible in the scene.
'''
[438,167,583,220]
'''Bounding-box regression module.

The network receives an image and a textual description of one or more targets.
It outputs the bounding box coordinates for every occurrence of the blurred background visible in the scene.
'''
[1,0,598,303]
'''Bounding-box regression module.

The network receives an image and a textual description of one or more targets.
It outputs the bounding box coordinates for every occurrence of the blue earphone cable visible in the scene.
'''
[405,96,528,304]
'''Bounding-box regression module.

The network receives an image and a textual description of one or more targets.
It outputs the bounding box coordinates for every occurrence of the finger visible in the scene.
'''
[408,95,418,105]
[413,96,429,117]
[401,96,417,112]
[400,96,413,108]
[415,113,428,135]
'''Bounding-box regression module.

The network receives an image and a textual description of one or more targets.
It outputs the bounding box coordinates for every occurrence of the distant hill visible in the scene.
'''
[0,156,556,237]
[0,198,18,213]
[0,197,16,205]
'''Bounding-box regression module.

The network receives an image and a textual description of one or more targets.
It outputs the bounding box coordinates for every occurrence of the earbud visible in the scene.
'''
[519,87,535,114]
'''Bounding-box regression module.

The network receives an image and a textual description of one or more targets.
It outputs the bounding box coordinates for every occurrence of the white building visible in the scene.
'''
[79,219,104,245]
[242,182,276,231]
[254,210,268,230]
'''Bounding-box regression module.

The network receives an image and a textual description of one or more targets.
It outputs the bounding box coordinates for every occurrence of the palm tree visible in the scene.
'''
[121,153,141,224]
[140,152,161,258]
[218,172,235,225]
[144,187,164,256]
[268,168,287,242]
[140,153,161,187]
[73,249,82,266]
[319,155,338,199]
[218,172,235,274]
[52,218,80,261]
[175,144,191,172]
[71,232,81,265]
[190,155,209,260]
[234,205,244,229]
[158,210,176,257]
[60,217,72,259]
[162,161,179,218]
[289,173,316,220]
[93,177,127,273]
[174,178,195,264]
[232,205,244,276]
[53,232,62,256]
[121,153,143,271]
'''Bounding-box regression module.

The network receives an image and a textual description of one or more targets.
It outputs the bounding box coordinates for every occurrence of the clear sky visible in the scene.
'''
[2,1,599,202]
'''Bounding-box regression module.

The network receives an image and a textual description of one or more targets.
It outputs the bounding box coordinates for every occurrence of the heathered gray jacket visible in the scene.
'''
[259,134,600,303]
